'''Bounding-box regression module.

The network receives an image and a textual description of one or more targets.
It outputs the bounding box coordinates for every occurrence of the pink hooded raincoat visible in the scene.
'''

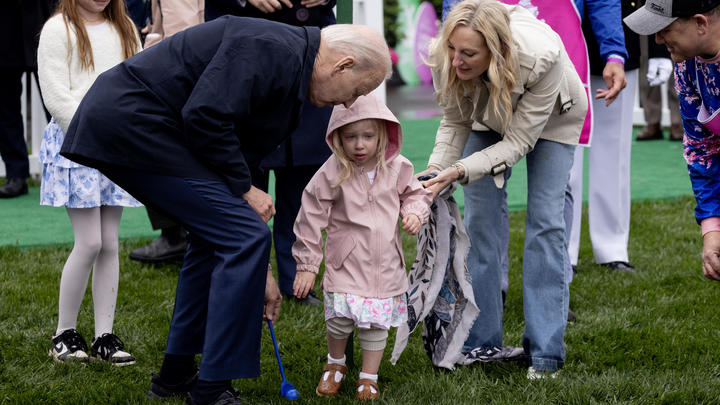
[292,94,432,299]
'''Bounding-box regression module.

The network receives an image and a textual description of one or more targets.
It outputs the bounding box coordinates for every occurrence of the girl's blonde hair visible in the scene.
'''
[329,119,389,188]
[428,0,518,132]
[56,0,139,70]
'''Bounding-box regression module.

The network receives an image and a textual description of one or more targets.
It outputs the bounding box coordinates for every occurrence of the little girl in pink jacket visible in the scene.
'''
[292,94,432,400]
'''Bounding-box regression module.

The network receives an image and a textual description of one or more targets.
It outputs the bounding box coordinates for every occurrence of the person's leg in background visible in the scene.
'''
[637,36,664,141]
[273,166,321,305]
[566,145,585,269]
[129,207,187,263]
[0,68,29,198]
[586,70,638,270]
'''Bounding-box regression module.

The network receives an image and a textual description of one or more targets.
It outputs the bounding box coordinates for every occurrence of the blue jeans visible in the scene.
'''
[462,130,574,372]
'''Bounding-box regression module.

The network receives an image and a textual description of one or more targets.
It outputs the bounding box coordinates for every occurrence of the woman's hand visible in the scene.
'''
[420,165,462,198]
[293,271,317,299]
[415,166,438,180]
[264,269,282,322]
[402,214,422,235]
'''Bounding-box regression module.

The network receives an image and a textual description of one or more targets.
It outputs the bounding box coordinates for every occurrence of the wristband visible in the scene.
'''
[701,217,720,235]
[606,54,625,66]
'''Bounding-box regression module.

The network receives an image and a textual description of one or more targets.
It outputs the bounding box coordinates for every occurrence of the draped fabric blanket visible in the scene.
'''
[391,182,479,369]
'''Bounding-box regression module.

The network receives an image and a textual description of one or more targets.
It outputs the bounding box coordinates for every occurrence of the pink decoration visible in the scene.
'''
[413,2,438,85]
[499,0,593,145]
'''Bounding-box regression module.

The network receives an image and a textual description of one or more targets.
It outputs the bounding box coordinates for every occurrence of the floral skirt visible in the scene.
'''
[39,119,141,208]
[324,291,408,330]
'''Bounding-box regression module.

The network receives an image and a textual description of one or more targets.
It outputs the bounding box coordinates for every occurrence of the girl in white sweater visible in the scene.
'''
[38,0,141,365]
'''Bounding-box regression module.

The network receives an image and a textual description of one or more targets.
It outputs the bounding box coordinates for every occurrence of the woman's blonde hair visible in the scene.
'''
[329,119,389,188]
[428,0,518,132]
[56,0,139,71]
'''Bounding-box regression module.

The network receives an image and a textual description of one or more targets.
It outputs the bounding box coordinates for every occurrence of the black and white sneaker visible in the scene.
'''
[90,333,135,366]
[462,345,525,365]
[49,328,89,362]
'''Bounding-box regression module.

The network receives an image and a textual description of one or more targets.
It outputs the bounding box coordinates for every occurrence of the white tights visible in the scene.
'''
[55,206,123,338]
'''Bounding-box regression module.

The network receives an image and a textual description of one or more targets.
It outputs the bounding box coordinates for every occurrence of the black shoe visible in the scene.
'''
[283,289,322,306]
[49,328,89,362]
[0,178,28,198]
[600,261,636,273]
[148,371,199,400]
[185,389,242,405]
[567,309,576,323]
[130,235,187,263]
[90,333,135,366]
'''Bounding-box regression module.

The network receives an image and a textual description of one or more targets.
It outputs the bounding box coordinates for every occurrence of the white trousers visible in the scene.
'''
[567,69,638,265]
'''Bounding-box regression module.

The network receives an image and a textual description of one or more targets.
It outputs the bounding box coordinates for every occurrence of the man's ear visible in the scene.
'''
[333,56,356,74]
[693,14,710,34]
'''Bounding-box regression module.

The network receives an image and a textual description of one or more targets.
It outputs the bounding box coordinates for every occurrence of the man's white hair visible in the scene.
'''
[321,24,392,80]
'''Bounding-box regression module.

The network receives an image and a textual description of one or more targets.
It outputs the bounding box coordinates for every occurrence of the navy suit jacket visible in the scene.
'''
[60,17,320,197]
[205,0,336,168]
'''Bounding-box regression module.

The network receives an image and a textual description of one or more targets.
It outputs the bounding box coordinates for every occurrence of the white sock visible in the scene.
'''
[328,354,346,365]
[324,354,346,383]
[358,372,378,394]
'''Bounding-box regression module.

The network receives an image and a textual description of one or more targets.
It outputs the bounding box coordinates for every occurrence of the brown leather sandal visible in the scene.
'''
[315,363,346,397]
[355,378,380,401]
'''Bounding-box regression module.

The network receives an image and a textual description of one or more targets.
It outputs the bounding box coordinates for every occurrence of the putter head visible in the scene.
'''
[280,381,299,400]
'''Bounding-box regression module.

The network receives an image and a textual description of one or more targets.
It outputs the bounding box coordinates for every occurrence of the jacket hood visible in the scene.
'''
[326,93,402,161]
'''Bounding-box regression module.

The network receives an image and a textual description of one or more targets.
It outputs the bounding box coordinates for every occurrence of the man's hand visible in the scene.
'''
[243,186,275,223]
[647,58,673,87]
[402,214,422,235]
[248,0,293,13]
[301,0,326,6]
[293,271,316,299]
[595,62,627,106]
[264,269,282,321]
[702,231,720,281]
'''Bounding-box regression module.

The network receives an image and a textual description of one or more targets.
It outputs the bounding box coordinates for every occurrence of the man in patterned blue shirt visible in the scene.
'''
[625,0,720,281]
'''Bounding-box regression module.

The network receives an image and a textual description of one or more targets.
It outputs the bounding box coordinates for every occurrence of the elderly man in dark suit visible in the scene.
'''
[60,16,390,405]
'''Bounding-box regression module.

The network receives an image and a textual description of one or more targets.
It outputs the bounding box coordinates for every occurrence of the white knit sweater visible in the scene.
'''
[37,14,138,133]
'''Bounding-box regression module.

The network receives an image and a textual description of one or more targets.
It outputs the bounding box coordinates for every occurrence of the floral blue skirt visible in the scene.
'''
[39,119,142,208]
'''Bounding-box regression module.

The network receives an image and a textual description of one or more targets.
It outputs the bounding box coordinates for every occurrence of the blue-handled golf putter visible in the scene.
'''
[267,320,299,400]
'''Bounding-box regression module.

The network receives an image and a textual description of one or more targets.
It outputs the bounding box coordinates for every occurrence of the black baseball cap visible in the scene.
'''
[624,0,720,35]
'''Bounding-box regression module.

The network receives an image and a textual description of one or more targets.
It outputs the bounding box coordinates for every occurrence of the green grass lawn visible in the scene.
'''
[2,195,720,404]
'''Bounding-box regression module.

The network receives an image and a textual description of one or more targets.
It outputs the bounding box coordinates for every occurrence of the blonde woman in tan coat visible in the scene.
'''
[419,0,587,378]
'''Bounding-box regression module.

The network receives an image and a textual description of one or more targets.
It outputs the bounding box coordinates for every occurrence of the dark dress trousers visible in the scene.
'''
[205,0,335,295]
[61,16,320,380]
[0,0,55,179]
